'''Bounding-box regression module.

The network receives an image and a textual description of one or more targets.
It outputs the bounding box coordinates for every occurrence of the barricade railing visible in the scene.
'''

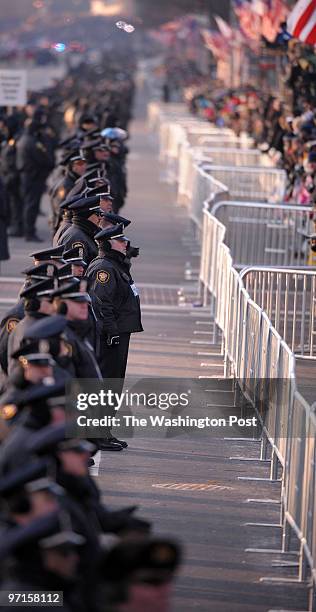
[200,204,316,604]
[212,201,314,267]
[217,241,316,598]
[200,163,287,203]
[178,149,275,205]
[240,266,316,359]
[190,165,228,228]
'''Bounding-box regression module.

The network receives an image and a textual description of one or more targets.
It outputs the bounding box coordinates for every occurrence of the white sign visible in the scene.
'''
[0,70,27,106]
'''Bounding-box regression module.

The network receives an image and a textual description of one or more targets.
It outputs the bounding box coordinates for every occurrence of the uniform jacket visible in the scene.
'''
[86,250,143,336]
[7,312,48,375]
[56,217,98,265]
[0,300,24,375]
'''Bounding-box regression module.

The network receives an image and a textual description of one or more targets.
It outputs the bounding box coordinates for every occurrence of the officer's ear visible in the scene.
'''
[24,297,40,312]
[56,300,68,315]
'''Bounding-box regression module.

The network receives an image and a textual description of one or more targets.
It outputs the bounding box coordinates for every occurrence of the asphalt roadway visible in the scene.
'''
[0,84,310,611]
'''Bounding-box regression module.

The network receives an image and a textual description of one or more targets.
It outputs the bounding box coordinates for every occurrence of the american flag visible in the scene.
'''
[287,0,316,45]
[233,0,261,42]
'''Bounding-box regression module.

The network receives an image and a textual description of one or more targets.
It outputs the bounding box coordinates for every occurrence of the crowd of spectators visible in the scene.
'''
[182,40,316,211]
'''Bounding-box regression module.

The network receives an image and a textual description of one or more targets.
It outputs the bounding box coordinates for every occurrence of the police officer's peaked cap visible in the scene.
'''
[79,112,98,126]
[95,223,127,242]
[59,193,83,211]
[24,315,68,341]
[2,380,66,411]
[26,423,66,456]
[29,244,65,262]
[0,514,71,560]
[68,194,101,214]
[59,148,85,167]
[11,341,55,366]
[80,167,104,183]
[87,183,113,200]
[50,278,91,302]
[57,263,78,282]
[22,262,59,280]
[20,277,57,300]
[102,212,131,228]
[27,424,95,457]
[81,137,109,151]
[0,459,49,498]
[62,246,87,266]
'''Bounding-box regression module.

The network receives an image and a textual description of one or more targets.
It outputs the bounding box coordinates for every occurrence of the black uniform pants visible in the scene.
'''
[98,332,130,439]
[7,182,22,232]
[21,174,46,238]
[99,332,130,388]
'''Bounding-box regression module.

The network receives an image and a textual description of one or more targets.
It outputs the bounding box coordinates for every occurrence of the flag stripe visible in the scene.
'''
[300,6,316,39]
[293,0,316,37]
[305,21,316,42]
[287,0,314,32]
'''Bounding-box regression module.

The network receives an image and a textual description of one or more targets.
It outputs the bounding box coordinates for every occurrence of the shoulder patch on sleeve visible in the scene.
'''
[97,270,110,284]
[72,241,84,251]
[6,318,19,334]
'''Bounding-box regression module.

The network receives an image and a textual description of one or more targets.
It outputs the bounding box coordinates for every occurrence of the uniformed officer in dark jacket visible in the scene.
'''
[50,148,87,231]
[56,195,101,266]
[86,224,143,382]
[1,134,22,237]
[16,115,55,242]
[7,278,56,375]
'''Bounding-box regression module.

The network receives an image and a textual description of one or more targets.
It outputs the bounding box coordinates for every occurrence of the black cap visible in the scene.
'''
[11,341,55,366]
[27,424,95,456]
[0,512,62,560]
[22,263,59,280]
[0,459,49,498]
[81,138,109,152]
[24,315,68,341]
[101,212,131,227]
[79,167,105,185]
[95,223,127,243]
[1,380,65,411]
[86,183,113,200]
[29,245,65,263]
[59,149,85,167]
[79,113,98,126]
[20,278,57,300]
[26,423,66,456]
[57,263,78,282]
[68,195,101,216]
[50,278,91,302]
[59,193,82,211]
[62,246,87,266]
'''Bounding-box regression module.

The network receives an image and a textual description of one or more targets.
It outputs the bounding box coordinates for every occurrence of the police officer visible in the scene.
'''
[7,278,56,375]
[50,148,87,231]
[16,113,55,242]
[86,224,143,383]
[56,196,101,266]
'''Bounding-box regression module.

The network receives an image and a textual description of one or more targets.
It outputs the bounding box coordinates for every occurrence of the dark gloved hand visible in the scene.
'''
[106,334,120,347]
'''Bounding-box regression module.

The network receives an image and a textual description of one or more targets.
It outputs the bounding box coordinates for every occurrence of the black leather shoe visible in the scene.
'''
[108,436,128,448]
[99,440,123,451]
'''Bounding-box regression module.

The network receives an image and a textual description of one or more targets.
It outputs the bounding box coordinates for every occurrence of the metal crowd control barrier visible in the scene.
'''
[177,149,274,205]
[200,205,316,606]
[190,165,228,228]
[212,201,314,267]
[240,266,316,359]
[216,244,316,604]
[200,163,287,203]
